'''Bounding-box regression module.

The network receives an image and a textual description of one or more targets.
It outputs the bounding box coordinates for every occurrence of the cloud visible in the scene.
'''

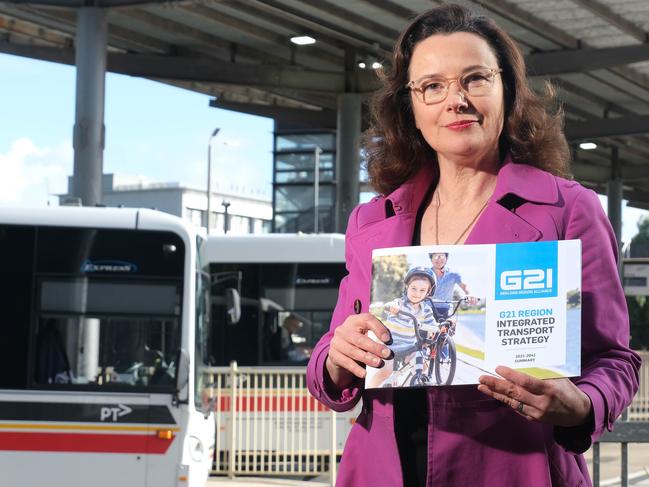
[0,137,73,206]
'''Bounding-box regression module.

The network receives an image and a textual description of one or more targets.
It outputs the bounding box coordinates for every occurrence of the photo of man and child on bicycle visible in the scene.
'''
[365,242,582,389]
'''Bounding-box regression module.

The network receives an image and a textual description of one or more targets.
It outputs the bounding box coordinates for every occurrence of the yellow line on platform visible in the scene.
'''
[0,423,180,432]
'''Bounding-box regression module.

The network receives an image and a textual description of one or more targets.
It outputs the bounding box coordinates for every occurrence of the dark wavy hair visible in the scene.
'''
[364,4,571,195]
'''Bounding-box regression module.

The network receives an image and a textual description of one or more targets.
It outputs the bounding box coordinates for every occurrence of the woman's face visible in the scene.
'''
[408,32,505,168]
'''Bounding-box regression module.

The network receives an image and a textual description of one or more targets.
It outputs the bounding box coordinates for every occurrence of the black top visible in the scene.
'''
[394,388,428,486]
[393,188,434,486]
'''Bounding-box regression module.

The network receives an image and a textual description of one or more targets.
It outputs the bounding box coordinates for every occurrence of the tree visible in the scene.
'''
[628,216,649,348]
[630,215,649,257]
[627,296,649,350]
[371,254,409,305]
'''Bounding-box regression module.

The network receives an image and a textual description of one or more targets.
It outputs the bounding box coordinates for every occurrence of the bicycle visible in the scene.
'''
[386,297,465,387]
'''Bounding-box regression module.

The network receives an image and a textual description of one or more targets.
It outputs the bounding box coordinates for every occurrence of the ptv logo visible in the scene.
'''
[100,404,133,422]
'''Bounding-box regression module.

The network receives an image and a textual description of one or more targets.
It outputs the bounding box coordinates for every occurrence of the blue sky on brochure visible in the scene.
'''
[1,52,647,243]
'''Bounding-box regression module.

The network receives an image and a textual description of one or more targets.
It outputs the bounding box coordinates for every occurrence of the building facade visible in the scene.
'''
[61,174,272,235]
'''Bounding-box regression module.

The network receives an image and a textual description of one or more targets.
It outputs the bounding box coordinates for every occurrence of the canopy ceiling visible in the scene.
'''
[2,0,649,206]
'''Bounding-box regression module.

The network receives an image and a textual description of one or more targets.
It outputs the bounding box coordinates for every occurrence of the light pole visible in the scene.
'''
[206,127,220,235]
[222,200,231,234]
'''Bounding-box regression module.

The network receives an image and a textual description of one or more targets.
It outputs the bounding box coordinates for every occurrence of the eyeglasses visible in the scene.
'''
[406,68,502,105]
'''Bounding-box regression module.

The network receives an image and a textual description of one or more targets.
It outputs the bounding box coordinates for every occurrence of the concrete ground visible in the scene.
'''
[208,443,649,487]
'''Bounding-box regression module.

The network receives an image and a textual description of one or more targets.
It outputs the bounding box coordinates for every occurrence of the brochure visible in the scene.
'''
[365,240,581,389]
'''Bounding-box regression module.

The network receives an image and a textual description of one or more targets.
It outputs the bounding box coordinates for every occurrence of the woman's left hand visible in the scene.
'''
[477,366,592,427]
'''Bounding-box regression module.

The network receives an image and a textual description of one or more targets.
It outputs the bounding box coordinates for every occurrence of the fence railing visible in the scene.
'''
[208,352,648,486]
[592,350,649,487]
[206,363,339,485]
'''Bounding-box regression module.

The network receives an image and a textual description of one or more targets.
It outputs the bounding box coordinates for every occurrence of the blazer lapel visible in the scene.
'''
[348,164,435,283]
[465,202,542,244]
[467,159,558,244]
[348,158,553,278]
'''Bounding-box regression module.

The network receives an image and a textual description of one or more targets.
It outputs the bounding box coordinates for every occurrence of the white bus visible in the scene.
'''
[0,207,218,487]
[204,234,358,474]
[205,233,346,367]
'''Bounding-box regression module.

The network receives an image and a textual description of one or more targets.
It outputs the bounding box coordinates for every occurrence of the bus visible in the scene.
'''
[204,233,358,473]
[205,233,346,367]
[0,207,218,487]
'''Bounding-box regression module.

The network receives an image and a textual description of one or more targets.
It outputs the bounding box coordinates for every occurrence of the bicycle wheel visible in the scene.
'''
[410,372,429,386]
[434,335,456,385]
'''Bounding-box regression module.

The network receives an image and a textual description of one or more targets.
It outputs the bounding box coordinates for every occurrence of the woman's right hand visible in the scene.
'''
[325,313,392,390]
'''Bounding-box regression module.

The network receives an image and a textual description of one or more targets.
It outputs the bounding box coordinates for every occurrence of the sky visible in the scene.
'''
[0,52,274,207]
[1,52,647,244]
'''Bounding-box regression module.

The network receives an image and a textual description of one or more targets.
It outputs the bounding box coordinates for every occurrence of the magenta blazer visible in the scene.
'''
[307,158,641,487]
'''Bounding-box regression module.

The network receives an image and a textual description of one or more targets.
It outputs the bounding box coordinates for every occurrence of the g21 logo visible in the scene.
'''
[500,268,553,291]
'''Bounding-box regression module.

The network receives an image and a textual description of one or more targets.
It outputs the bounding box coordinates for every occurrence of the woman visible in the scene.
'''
[306,4,641,487]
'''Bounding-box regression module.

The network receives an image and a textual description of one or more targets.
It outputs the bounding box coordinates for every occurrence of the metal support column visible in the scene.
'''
[335,93,362,233]
[607,147,623,250]
[71,7,108,207]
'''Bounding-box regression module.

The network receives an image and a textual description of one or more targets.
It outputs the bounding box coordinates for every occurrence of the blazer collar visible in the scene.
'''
[385,163,435,215]
[492,155,559,205]
[384,155,558,217]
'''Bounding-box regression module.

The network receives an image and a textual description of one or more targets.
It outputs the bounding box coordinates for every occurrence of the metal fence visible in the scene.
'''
[208,353,649,486]
[592,350,649,487]
[206,363,338,484]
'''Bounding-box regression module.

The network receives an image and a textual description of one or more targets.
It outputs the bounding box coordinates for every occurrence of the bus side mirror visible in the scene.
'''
[225,288,241,325]
[175,348,190,404]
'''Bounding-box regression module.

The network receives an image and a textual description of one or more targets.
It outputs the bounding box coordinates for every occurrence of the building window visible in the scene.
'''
[273,131,336,233]
[186,208,204,227]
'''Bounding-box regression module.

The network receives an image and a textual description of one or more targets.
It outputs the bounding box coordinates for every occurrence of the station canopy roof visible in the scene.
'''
[3,0,649,206]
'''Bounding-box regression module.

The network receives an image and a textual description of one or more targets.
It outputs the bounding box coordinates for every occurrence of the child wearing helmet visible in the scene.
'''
[367,267,437,388]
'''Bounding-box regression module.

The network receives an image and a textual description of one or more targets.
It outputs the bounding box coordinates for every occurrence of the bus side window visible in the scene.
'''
[263,313,282,362]
[35,319,74,385]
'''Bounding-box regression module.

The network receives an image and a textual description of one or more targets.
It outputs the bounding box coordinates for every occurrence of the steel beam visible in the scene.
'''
[0,40,378,92]
[105,52,379,92]
[571,162,649,183]
[472,0,579,49]
[297,0,400,41]
[123,8,288,65]
[179,4,342,67]
[251,0,391,56]
[571,0,648,42]
[4,0,164,6]
[362,0,416,19]
[527,44,649,76]
[210,99,336,129]
[571,162,610,182]
[566,116,649,140]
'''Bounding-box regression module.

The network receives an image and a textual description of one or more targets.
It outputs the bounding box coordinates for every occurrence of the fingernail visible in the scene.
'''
[381,348,390,358]
[381,333,390,342]
[373,357,380,365]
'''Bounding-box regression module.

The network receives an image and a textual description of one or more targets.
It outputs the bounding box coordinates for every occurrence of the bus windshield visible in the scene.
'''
[209,261,345,366]
[0,224,185,391]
